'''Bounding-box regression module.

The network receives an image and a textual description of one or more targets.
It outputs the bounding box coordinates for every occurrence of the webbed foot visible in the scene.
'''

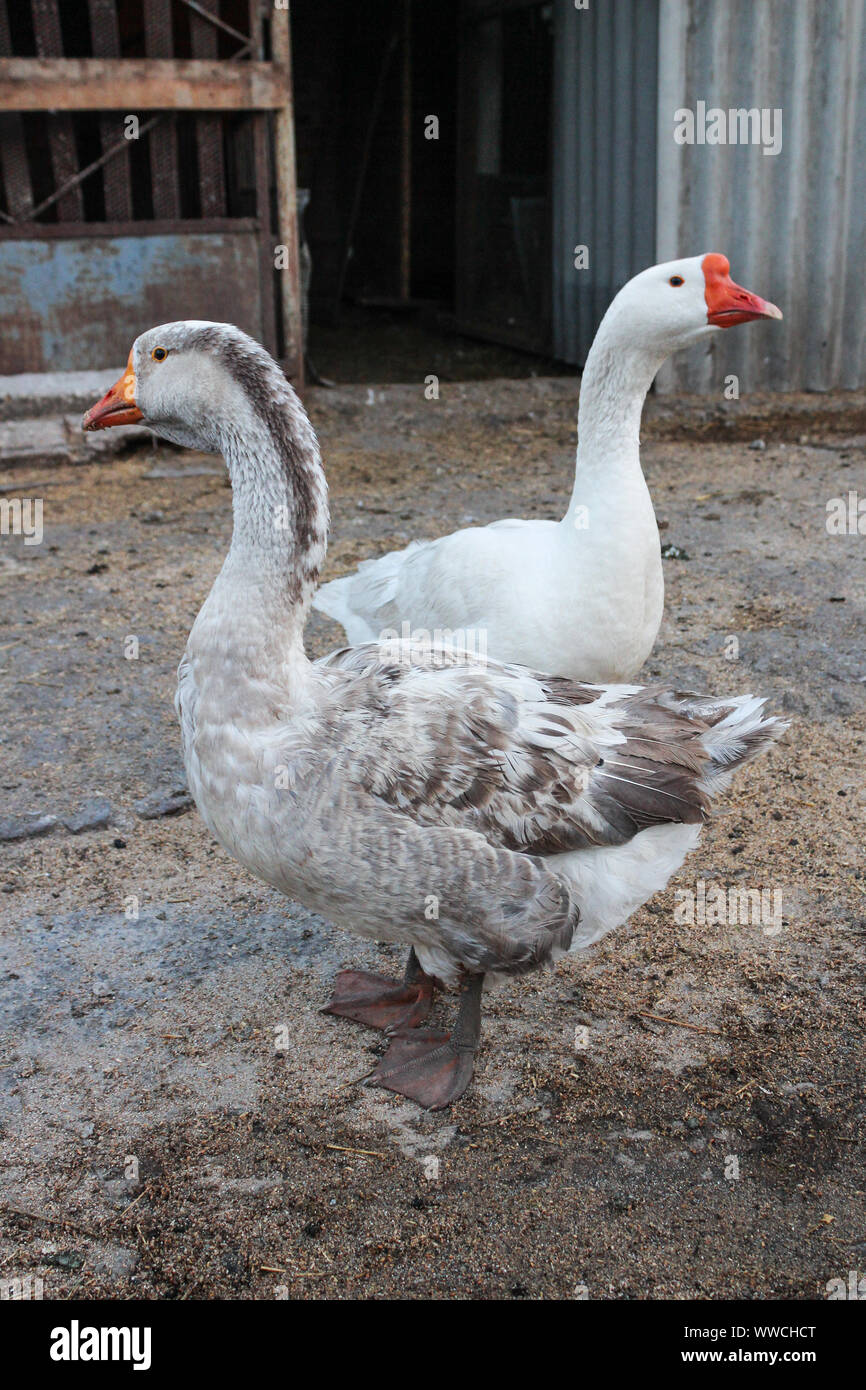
[322,949,434,1031]
[369,972,484,1109]
[370,1028,476,1109]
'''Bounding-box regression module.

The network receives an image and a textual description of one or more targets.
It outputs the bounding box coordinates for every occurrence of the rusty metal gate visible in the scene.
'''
[0,0,303,382]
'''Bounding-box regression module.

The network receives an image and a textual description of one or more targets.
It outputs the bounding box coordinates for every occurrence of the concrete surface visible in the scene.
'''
[0,369,124,422]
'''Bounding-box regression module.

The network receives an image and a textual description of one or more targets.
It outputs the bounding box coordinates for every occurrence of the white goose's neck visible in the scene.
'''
[564,319,667,522]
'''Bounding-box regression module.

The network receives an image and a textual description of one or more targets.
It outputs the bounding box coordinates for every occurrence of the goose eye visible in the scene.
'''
[669,275,684,287]
[151,346,169,362]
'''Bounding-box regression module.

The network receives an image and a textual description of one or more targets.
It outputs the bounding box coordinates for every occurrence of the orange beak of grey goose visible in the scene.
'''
[82,350,143,430]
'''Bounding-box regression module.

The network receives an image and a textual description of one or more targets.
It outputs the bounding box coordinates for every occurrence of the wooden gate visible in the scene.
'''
[0,0,303,384]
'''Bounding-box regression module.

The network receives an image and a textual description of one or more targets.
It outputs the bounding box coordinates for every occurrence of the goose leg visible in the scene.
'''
[370,972,483,1110]
[322,947,435,1031]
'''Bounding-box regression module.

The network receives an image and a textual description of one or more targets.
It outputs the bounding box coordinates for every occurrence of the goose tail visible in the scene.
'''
[312,573,379,645]
[313,542,427,645]
[686,692,788,796]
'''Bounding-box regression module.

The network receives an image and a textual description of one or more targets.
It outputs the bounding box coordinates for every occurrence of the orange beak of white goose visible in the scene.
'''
[703,252,783,327]
[82,351,143,430]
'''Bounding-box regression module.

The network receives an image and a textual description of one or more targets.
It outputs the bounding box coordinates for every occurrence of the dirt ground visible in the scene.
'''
[1,374,864,1301]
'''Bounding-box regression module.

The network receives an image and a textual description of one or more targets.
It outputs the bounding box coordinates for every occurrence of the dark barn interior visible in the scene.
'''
[294,0,460,318]
[292,0,561,381]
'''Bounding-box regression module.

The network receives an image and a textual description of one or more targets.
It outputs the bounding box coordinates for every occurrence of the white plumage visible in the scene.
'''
[315,254,781,683]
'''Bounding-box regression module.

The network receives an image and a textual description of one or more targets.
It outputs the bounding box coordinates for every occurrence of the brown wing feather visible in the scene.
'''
[318,645,714,858]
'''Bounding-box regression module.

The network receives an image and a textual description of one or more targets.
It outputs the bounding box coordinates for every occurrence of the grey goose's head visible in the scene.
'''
[83,320,303,455]
[82,322,327,581]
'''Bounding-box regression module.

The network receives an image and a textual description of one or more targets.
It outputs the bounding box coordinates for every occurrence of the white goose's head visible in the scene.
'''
[600,253,782,356]
[82,320,297,455]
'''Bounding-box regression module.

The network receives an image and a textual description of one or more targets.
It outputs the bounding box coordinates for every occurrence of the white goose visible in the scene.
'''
[314,254,781,682]
[84,323,785,1110]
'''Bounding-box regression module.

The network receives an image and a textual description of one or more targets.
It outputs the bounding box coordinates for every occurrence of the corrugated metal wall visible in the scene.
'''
[552,0,659,365]
[656,0,866,393]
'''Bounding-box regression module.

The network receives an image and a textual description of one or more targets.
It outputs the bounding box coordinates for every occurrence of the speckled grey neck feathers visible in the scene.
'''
[186,325,329,609]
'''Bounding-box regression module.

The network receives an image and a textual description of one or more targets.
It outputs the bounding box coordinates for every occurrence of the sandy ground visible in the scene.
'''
[0,376,864,1301]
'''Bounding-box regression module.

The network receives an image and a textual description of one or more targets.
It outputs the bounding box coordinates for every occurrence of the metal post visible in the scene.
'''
[399,0,412,302]
[271,2,304,389]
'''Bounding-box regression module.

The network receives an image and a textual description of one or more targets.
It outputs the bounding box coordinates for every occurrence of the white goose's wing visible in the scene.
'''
[313,540,432,644]
[312,519,552,645]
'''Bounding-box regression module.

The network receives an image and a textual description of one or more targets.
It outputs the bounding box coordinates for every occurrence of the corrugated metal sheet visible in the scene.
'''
[552,0,659,365]
[656,0,866,393]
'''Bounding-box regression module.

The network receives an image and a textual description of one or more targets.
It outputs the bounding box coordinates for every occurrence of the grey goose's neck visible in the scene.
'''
[215,372,329,626]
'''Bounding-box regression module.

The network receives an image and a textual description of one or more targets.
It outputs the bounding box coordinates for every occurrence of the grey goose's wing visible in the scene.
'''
[317,642,713,858]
